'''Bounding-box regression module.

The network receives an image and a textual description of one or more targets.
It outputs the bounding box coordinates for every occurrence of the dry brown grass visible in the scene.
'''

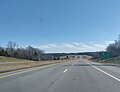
[0,60,66,73]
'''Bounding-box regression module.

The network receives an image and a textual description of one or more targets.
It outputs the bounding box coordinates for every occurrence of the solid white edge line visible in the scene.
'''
[63,69,68,73]
[85,61,120,82]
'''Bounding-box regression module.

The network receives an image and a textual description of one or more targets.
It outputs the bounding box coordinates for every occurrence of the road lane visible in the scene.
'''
[0,59,120,92]
[48,60,120,92]
[85,60,120,79]
[85,61,120,82]
[0,60,75,92]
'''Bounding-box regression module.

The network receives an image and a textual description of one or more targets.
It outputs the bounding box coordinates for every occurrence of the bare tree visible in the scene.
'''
[0,41,46,61]
[106,35,120,57]
[6,41,18,57]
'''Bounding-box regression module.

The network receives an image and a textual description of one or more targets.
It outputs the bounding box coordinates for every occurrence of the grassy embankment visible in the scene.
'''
[103,56,120,64]
[91,56,120,64]
[0,56,66,73]
[0,56,33,62]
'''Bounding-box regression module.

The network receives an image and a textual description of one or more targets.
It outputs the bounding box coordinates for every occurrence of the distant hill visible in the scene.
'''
[47,51,102,58]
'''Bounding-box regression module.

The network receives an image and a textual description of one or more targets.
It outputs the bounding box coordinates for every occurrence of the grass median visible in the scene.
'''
[0,56,67,73]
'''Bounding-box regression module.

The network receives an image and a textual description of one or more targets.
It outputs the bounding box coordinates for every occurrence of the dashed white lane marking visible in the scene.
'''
[63,69,68,73]
[85,61,120,82]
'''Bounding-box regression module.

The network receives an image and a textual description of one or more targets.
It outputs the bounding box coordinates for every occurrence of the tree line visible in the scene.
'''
[3,39,120,60]
[106,35,120,57]
[0,41,53,61]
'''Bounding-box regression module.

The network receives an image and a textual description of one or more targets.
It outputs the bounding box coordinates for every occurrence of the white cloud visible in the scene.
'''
[39,44,59,49]
[34,41,114,53]
[72,42,82,46]
[62,43,76,48]
[20,41,114,53]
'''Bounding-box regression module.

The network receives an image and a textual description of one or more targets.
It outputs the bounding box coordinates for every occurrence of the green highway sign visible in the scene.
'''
[99,52,110,59]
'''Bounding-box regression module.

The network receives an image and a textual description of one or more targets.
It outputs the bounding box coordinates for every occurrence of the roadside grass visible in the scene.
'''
[0,56,33,62]
[91,56,120,64]
[0,56,67,73]
[0,60,66,73]
[103,56,120,64]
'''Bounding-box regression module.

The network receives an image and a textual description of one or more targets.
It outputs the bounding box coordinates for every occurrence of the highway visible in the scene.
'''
[0,59,120,92]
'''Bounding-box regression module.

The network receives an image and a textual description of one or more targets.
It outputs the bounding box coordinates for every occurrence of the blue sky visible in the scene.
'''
[0,0,120,53]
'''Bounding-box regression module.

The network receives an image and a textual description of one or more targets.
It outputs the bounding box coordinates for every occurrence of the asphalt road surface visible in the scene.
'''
[0,59,120,92]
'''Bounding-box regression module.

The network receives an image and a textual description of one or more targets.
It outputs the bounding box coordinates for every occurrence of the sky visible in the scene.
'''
[0,0,120,53]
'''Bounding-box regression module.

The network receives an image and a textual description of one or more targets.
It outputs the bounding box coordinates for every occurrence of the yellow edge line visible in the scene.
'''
[0,65,53,79]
